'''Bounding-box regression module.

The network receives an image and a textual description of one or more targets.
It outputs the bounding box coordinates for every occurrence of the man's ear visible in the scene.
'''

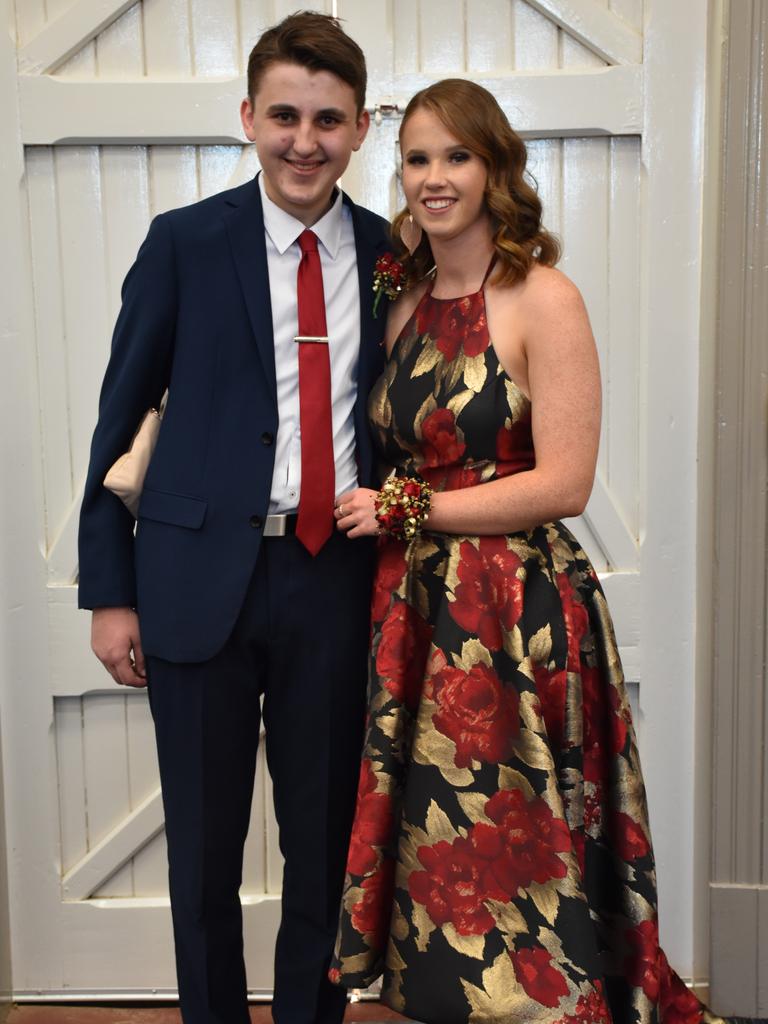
[240,97,257,142]
[353,109,371,152]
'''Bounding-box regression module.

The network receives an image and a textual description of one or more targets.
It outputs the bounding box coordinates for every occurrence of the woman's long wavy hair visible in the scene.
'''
[393,79,560,288]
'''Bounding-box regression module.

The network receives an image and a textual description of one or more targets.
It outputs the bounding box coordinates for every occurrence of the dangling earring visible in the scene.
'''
[399,212,423,255]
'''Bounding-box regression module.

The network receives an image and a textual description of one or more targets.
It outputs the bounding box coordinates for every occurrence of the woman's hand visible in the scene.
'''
[334,487,380,538]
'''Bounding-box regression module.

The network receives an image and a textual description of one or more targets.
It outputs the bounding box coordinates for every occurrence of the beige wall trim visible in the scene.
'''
[710,0,768,1015]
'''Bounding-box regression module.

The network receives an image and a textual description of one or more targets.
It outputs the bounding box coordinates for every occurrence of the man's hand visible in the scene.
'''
[91,607,147,688]
[334,487,380,538]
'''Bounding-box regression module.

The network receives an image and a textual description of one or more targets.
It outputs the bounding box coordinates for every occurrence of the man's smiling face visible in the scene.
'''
[240,61,370,226]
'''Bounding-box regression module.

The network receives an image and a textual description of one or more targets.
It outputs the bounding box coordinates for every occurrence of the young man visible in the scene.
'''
[78,13,390,1023]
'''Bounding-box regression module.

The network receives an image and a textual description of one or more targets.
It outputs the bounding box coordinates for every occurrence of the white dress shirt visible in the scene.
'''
[259,175,361,515]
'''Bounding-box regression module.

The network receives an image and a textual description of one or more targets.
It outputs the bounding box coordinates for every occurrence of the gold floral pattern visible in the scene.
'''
[331,279,727,1024]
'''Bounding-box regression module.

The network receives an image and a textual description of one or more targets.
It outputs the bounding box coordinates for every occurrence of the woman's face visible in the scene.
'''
[400,107,490,244]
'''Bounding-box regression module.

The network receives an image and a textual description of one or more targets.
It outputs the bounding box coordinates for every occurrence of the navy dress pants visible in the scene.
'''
[147,530,375,1024]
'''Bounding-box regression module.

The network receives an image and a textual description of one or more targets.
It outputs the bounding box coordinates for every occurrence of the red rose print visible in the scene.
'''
[437,294,490,360]
[416,292,489,360]
[371,541,408,623]
[611,811,650,862]
[495,419,535,477]
[327,966,341,984]
[376,600,432,712]
[659,949,704,1024]
[584,792,601,832]
[582,667,629,784]
[351,857,395,950]
[533,665,568,750]
[450,538,525,650]
[484,789,572,892]
[510,946,569,1007]
[346,760,394,877]
[554,983,611,1024]
[556,572,590,672]
[408,835,505,936]
[625,919,661,1000]
[421,408,466,467]
[431,661,520,768]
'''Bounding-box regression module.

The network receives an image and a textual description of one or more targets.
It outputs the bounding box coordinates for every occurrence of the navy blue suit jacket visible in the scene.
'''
[78,177,390,663]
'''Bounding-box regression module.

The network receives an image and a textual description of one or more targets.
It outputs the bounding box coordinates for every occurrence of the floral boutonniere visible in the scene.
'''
[372,252,405,318]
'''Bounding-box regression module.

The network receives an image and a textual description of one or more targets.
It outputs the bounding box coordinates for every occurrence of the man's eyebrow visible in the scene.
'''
[264,103,349,120]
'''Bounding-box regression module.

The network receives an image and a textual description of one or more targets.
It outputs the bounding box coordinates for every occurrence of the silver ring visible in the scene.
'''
[338,504,344,516]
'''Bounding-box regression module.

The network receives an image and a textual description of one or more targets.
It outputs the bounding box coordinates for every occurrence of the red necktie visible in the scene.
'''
[295,229,335,555]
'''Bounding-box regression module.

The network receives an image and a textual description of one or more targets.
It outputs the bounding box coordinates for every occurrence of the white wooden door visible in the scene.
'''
[0,0,715,999]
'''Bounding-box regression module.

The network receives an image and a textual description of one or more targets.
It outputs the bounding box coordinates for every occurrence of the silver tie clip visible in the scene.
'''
[294,335,329,344]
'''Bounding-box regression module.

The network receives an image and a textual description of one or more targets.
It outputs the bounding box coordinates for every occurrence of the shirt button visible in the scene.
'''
[261,432,274,446]
[249,515,263,529]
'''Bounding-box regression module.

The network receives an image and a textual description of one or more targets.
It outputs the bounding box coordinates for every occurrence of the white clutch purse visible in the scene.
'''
[103,395,166,517]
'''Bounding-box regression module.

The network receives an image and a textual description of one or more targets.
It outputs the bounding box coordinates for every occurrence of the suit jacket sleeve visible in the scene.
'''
[78,213,177,610]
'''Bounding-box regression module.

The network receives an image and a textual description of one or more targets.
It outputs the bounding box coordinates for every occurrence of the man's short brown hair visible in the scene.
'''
[247,10,367,114]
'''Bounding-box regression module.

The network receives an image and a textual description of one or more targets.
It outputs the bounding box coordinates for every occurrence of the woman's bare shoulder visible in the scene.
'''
[514,264,587,320]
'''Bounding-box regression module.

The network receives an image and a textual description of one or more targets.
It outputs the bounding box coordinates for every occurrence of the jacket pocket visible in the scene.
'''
[138,488,207,529]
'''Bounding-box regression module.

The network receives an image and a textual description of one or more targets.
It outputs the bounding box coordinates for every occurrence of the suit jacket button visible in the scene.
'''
[249,515,263,529]
[261,432,274,446]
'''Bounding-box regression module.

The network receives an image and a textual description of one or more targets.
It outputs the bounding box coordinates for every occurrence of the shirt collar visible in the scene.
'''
[259,173,344,259]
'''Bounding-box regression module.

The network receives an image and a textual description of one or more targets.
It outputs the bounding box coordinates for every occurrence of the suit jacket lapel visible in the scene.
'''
[346,194,390,388]
[222,179,278,405]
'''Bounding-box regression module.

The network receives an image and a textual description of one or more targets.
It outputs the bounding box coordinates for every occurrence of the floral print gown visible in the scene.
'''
[330,278,725,1024]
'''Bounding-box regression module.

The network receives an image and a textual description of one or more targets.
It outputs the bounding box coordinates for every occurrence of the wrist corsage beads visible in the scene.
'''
[374,475,433,540]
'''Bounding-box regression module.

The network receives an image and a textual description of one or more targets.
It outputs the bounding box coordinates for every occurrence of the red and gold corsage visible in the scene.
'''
[374,475,433,540]
[372,252,405,318]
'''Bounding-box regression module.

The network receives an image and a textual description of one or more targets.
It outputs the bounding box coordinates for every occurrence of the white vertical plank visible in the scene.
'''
[14,0,47,47]
[93,0,143,76]
[393,0,419,76]
[238,0,272,72]
[149,146,199,216]
[512,0,558,69]
[467,0,512,74]
[82,693,133,897]
[610,0,644,33]
[55,698,88,876]
[101,147,151,323]
[190,0,240,77]
[143,0,193,76]
[560,138,609,476]
[419,0,465,74]
[25,146,74,548]
[524,138,562,240]
[199,145,244,198]
[606,136,640,534]
[54,146,111,487]
[338,0,393,101]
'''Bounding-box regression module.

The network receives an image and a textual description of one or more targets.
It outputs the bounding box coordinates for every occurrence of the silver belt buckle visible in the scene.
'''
[263,514,288,537]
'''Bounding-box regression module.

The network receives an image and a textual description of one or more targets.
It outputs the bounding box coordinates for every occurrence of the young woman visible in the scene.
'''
[330,78,725,1024]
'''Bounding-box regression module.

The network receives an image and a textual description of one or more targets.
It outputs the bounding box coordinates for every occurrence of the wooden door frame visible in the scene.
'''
[707,0,768,1014]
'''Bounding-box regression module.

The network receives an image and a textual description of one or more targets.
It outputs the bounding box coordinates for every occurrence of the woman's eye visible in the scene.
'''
[450,151,470,163]
[405,155,427,165]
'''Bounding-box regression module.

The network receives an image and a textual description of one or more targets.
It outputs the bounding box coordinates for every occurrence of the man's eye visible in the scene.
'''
[274,112,295,123]
[319,116,340,127]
